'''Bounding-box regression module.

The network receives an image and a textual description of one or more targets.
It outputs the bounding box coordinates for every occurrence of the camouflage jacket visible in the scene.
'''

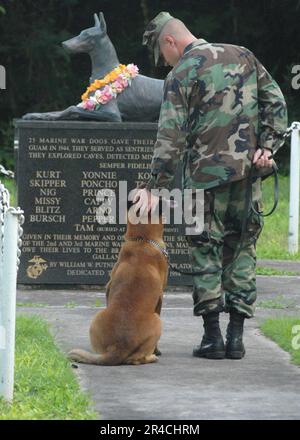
[147,38,288,190]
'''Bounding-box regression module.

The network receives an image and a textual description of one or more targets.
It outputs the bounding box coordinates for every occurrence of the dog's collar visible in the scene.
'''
[125,237,168,260]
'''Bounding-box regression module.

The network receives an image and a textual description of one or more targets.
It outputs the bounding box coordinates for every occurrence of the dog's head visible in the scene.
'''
[62,12,108,53]
[126,197,165,240]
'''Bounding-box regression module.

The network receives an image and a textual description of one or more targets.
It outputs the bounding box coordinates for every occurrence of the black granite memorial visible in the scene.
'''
[15,120,192,286]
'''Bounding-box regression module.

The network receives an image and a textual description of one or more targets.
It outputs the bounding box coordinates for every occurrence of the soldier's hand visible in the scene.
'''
[253,148,273,168]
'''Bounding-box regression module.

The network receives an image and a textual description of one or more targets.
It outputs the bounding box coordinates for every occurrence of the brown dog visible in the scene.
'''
[68,208,168,365]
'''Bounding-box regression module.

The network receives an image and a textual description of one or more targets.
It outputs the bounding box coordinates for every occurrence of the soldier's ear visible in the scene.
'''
[98,12,107,34]
[165,35,175,47]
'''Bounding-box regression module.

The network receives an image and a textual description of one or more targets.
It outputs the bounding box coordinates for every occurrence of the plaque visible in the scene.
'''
[15,120,192,285]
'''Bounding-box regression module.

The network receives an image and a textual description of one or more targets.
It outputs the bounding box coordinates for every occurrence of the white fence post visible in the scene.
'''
[288,122,300,254]
[0,208,23,402]
[0,182,10,369]
[0,173,24,403]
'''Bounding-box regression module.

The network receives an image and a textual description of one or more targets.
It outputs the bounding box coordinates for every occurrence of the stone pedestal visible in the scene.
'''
[15,120,192,286]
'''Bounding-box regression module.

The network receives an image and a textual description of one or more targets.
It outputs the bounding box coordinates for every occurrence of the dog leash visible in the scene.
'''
[169,159,279,277]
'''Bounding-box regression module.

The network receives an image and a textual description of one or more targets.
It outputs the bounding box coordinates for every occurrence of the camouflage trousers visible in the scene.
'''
[187,177,264,318]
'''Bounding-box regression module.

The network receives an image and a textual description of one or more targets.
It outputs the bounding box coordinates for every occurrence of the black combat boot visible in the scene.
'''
[225,311,246,359]
[193,312,225,359]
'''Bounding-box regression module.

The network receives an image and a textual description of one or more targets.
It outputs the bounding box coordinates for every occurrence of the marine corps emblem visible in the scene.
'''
[27,256,48,279]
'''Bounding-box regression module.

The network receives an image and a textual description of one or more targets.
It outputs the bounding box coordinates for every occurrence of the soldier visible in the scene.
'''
[135,12,288,359]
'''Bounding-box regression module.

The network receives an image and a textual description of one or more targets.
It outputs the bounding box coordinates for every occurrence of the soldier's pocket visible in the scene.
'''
[185,190,215,246]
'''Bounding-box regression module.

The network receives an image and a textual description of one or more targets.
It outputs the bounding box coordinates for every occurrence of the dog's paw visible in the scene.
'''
[147,354,158,363]
[68,349,86,363]
[22,112,42,120]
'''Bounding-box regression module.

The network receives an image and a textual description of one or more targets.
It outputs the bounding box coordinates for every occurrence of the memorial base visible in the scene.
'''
[15,120,192,286]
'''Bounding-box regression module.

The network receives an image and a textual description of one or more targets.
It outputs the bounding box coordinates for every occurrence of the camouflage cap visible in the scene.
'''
[142,11,174,66]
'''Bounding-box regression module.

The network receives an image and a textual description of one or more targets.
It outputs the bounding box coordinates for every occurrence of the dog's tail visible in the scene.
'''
[68,348,127,366]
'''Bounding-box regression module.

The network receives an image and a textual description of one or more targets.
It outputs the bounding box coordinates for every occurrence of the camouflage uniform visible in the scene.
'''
[143,12,288,318]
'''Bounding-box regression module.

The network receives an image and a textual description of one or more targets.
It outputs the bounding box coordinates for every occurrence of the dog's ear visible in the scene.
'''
[136,181,147,190]
[94,13,100,27]
[98,12,107,34]
[127,199,134,211]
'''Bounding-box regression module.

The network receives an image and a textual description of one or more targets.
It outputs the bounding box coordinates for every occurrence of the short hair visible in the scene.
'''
[158,18,191,42]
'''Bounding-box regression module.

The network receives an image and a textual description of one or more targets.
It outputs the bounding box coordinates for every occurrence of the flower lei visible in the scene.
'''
[78,63,139,111]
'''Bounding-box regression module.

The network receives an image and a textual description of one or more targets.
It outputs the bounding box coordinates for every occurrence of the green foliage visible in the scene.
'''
[0,121,15,169]
[0,176,17,206]
[261,317,300,365]
[0,0,299,168]
[0,315,97,419]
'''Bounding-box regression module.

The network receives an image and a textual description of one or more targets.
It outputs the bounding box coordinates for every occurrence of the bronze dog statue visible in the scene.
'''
[23,12,163,122]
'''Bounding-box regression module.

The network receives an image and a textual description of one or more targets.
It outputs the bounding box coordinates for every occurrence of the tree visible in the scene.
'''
[0,0,298,171]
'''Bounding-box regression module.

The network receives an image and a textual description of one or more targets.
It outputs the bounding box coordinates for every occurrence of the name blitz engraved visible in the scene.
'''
[29,170,66,223]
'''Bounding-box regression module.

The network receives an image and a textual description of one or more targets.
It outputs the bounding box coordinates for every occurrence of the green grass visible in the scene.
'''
[0,315,97,420]
[257,175,300,260]
[257,295,296,309]
[261,317,300,365]
[65,301,78,309]
[94,298,103,308]
[16,302,50,308]
[256,267,300,276]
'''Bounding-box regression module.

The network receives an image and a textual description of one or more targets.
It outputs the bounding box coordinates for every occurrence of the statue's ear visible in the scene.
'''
[94,13,100,27]
[98,12,107,34]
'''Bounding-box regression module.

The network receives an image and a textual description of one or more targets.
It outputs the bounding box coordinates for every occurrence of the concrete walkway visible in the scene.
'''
[16,274,300,420]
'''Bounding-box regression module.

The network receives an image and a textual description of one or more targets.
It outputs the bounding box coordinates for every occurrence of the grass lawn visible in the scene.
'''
[256,267,300,276]
[257,175,300,260]
[260,317,300,365]
[257,295,296,309]
[0,315,97,420]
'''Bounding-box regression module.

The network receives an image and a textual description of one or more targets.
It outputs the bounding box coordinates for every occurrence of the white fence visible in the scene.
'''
[288,122,300,254]
[0,166,24,402]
